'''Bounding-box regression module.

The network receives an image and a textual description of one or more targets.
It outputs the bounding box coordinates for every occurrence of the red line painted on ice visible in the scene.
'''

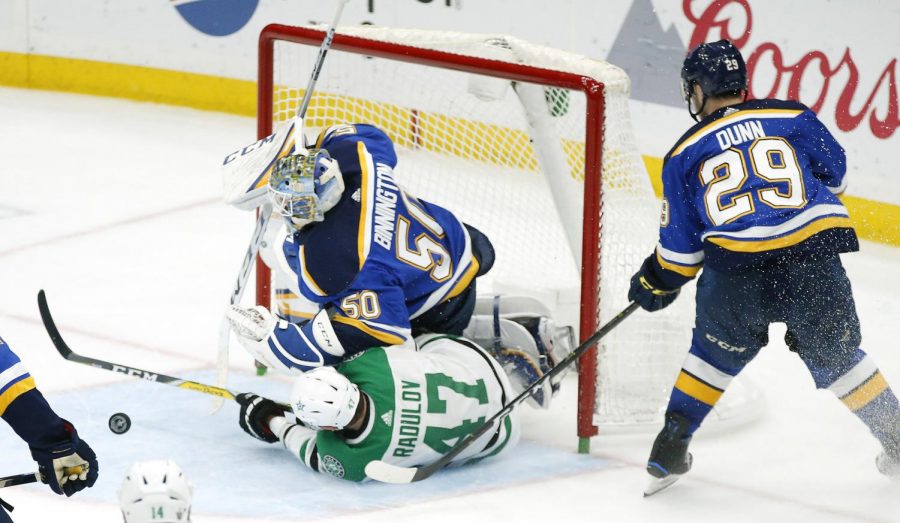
[0,197,218,258]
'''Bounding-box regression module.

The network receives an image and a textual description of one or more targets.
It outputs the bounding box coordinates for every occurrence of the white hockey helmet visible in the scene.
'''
[290,366,361,430]
[118,460,192,523]
[269,147,344,231]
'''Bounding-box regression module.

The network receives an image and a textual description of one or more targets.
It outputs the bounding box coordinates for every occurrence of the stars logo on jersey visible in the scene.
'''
[351,188,361,202]
[380,410,393,427]
[320,455,346,478]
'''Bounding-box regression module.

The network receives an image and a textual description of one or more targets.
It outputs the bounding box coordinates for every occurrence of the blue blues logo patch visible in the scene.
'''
[172,0,258,37]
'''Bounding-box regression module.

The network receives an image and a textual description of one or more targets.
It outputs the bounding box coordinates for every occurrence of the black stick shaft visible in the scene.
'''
[37,290,290,410]
[0,472,37,489]
[370,301,640,483]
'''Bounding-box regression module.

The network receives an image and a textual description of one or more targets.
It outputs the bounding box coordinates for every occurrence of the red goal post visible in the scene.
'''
[254,24,761,447]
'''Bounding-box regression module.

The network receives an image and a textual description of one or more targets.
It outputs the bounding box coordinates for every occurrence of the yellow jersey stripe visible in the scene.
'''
[674,371,723,406]
[656,251,701,277]
[0,376,36,416]
[356,141,371,271]
[444,256,480,301]
[275,304,314,320]
[332,316,406,346]
[299,246,328,297]
[706,216,853,253]
[671,109,804,157]
[841,371,889,412]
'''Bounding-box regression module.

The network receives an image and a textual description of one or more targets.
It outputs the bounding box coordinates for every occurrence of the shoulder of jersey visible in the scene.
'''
[664,99,811,161]
[316,123,398,168]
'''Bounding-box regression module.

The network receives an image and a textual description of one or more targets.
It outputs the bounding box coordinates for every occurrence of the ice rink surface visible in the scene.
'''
[1,87,899,522]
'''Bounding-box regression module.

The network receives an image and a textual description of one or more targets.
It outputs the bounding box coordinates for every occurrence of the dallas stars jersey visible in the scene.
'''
[652,99,858,287]
[295,335,520,482]
[271,123,483,365]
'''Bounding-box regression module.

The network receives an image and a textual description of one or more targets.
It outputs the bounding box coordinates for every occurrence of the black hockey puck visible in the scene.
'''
[108,412,131,435]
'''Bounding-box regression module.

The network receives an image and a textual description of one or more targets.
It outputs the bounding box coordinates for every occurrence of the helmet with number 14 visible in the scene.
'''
[118,460,193,523]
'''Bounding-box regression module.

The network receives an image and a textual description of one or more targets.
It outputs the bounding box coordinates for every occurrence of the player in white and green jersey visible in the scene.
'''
[235,334,524,482]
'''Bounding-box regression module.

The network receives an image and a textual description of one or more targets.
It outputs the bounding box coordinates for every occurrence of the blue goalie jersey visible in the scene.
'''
[271,124,485,369]
[653,99,858,286]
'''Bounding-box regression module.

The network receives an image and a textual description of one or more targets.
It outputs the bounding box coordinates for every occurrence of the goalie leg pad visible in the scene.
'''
[463,314,553,409]
[467,295,576,394]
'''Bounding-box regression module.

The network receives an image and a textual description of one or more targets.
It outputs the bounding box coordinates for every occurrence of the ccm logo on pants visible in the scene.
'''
[705,333,747,353]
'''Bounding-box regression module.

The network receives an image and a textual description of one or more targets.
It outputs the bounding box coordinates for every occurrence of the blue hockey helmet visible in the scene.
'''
[681,40,747,120]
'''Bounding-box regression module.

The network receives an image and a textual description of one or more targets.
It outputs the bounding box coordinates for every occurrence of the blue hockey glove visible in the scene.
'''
[628,259,680,312]
[29,419,98,496]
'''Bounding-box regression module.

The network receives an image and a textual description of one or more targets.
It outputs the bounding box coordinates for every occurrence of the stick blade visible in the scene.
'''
[37,290,73,358]
[364,460,419,484]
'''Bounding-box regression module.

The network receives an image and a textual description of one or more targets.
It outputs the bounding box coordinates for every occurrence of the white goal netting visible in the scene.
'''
[261,25,762,435]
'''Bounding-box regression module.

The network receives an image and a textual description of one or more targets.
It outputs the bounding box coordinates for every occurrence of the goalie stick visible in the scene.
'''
[213,0,351,410]
[364,301,640,484]
[38,290,291,411]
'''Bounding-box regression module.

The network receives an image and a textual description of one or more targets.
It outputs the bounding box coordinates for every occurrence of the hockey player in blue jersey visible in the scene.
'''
[226,124,496,375]
[0,334,98,518]
[628,40,900,494]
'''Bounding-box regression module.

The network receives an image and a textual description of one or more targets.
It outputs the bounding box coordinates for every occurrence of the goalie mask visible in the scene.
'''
[269,148,344,231]
[118,460,192,523]
[290,366,361,430]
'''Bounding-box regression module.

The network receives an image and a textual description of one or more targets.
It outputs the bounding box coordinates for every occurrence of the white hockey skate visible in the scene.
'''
[876,450,900,479]
[643,412,693,497]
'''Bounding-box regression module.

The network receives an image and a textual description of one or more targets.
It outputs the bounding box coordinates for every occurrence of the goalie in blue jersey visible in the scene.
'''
[629,40,900,493]
[0,335,98,517]
[226,124,497,375]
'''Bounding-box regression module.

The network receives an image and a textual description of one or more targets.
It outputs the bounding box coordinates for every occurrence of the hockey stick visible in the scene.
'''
[213,203,272,409]
[213,0,350,410]
[38,290,290,411]
[364,301,640,484]
[0,466,87,489]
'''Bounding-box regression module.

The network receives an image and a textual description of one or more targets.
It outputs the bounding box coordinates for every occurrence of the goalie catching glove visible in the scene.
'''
[225,305,346,374]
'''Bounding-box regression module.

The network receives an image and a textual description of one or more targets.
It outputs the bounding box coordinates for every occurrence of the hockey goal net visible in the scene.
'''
[255,24,762,443]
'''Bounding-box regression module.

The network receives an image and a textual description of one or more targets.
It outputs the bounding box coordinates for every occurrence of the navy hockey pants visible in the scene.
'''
[411,224,495,336]
[693,254,862,386]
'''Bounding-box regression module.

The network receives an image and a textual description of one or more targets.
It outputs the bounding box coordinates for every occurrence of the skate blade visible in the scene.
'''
[643,473,682,497]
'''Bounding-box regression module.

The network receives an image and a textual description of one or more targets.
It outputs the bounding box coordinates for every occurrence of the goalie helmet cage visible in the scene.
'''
[255,24,763,447]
